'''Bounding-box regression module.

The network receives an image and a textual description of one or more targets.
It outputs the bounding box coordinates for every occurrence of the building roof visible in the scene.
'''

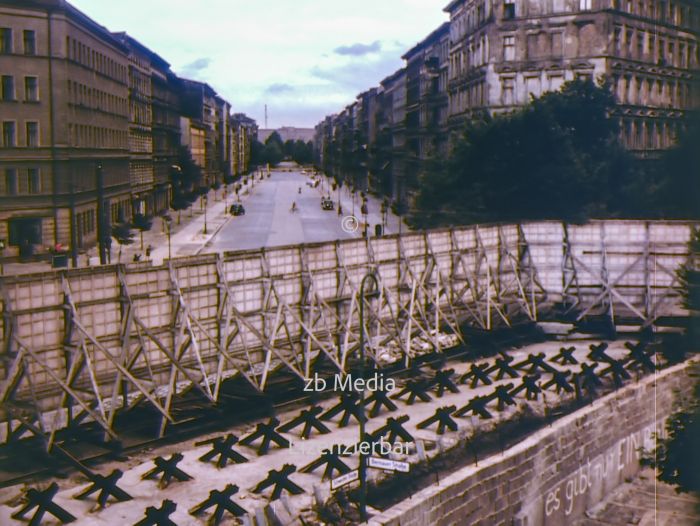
[443,0,464,14]
[402,22,450,61]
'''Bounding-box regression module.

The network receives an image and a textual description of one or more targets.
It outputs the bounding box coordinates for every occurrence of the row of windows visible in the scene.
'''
[613,26,699,68]
[68,123,127,149]
[77,209,96,236]
[450,1,489,42]
[1,75,39,102]
[449,81,487,113]
[130,100,153,127]
[129,129,153,153]
[497,73,590,107]
[1,168,42,195]
[110,200,130,224]
[613,0,698,29]
[2,121,40,148]
[614,75,694,108]
[450,35,489,78]
[67,80,127,117]
[620,118,679,150]
[500,0,592,21]
[130,161,154,186]
[0,28,36,55]
[66,36,127,84]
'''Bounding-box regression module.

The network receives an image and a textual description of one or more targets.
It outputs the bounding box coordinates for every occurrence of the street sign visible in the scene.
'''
[368,456,410,473]
[330,469,359,491]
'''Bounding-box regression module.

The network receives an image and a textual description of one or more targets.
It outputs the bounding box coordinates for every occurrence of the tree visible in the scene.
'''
[643,228,700,493]
[410,78,636,228]
[250,139,266,168]
[283,139,295,159]
[264,141,283,166]
[131,213,153,251]
[111,222,134,263]
[265,131,284,151]
[653,112,700,219]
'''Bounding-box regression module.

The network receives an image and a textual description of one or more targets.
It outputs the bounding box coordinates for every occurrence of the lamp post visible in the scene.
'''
[358,271,379,523]
[163,215,172,260]
[203,194,208,235]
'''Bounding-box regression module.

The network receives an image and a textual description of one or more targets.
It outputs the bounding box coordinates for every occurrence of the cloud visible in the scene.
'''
[181,57,210,76]
[333,40,381,56]
[265,83,295,95]
[310,52,403,92]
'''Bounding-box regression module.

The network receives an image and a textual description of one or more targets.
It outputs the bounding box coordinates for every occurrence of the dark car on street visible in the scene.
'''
[229,203,245,216]
[321,198,335,211]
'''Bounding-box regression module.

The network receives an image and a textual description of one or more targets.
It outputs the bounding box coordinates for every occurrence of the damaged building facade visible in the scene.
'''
[315,0,700,206]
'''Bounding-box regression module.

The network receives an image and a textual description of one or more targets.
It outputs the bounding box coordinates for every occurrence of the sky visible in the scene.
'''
[70,0,450,129]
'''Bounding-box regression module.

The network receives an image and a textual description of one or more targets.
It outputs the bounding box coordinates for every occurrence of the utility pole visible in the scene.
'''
[264,104,268,130]
[96,162,108,264]
[69,175,78,268]
[358,272,379,523]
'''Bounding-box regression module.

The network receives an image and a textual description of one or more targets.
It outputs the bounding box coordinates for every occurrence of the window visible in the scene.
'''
[501,77,514,105]
[580,0,592,9]
[0,28,11,54]
[24,76,38,101]
[2,121,16,147]
[23,30,36,55]
[504,2,515,19]
[26,122,39,147]
[27,168,41,193]
[549,75,565,91]
[503,36,515,61]
[614,27,622,54]
[637,31,644,59]
[1,75,14,101]
[4,168,17,195]
[552,33,563,57]
[527,34,538,59]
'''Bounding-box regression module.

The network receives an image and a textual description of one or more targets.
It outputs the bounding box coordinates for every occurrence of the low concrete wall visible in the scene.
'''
[370,359,697,526]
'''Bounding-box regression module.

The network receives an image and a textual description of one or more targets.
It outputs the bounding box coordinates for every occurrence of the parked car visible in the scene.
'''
[321,198,335,211]
[229,203,245,216]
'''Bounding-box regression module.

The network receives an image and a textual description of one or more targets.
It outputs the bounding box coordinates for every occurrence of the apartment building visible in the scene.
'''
[150,55,179,214]
[0,0,131,259]
[402,23,450,195]
[444,0,700,156]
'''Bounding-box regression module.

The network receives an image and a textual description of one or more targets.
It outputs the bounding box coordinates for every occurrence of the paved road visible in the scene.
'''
[209,165,404,252]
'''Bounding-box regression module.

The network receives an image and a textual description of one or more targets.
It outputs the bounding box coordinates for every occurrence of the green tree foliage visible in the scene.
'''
[131,213,153,251]
[250,140,266,167]
[653,112,700,218]
[283,139,296,159]
[291,140,314,165]
[647,385,700,493]
[410,79,637,228]
[644,228,700,493]
[264,141,284,166]
[111,222,134,262]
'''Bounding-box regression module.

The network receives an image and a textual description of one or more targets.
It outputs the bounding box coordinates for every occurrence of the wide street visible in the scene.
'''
[208,163,405,252]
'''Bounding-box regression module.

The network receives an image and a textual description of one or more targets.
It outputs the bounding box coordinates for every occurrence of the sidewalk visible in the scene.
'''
[311,173,408,236]
[0,174,267,276]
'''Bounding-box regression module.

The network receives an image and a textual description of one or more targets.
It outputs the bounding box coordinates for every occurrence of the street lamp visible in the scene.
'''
[162,215,172,260]
[358,271,379,523]
[203,194,208,235]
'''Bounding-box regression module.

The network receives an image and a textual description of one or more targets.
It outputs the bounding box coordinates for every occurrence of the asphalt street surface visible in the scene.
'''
[209,167,393,252]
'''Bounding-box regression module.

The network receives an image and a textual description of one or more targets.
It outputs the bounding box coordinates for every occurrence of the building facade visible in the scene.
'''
[315,0,699,208]
[0,0,131,259]
[402,23,450,198]
[0,0,255,262]
[444,0,700,156]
